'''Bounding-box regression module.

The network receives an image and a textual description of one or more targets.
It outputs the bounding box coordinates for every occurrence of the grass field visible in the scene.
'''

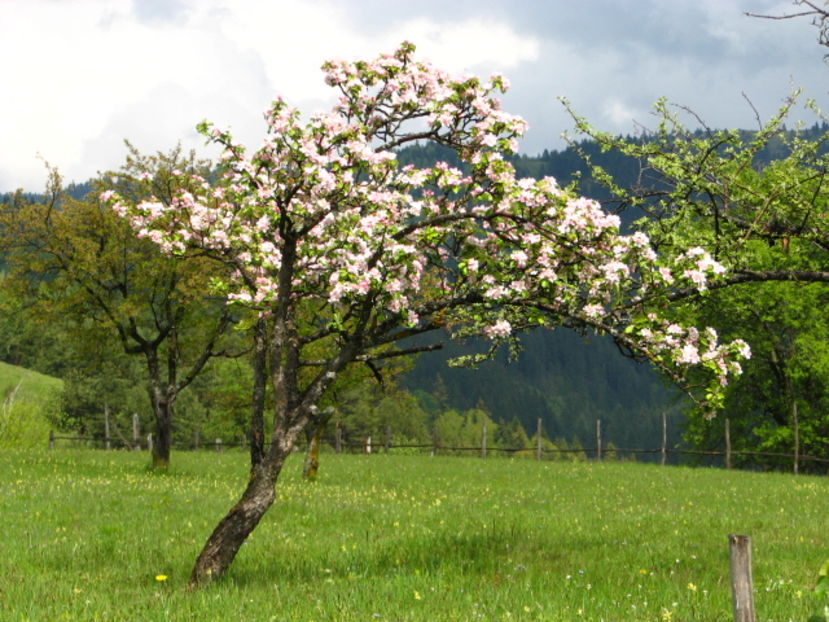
[0,449,826,621]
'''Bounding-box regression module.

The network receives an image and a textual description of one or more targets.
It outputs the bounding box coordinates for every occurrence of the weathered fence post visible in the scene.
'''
[728,534,756,622]
[334,422,342,454]
[384,426,391,454]
[194,427,201,450]
[536,418,543,461]
[661,411,667,466]
[725,418,732,470]
[792,401,799,475]
[215,437,223,452]
[596,419,602,462]
[364,436,372,454]
[104,403,111,450]
[480,421,487,459]
[132,413,140,450]
[48,430,55,450]
[147,433,153,453]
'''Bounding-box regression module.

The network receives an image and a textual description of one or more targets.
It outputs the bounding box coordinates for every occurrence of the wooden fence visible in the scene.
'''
[48,412,829,474]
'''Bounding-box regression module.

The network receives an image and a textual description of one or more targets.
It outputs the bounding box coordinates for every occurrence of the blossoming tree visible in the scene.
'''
[103,43,749,586]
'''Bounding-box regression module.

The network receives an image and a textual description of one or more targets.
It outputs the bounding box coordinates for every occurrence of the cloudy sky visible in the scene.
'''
[2,0,827,191]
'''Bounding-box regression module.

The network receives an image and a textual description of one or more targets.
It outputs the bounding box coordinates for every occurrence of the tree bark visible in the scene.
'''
[302,421,325,481]
[145,348,176,470]
[150,396,173,470]
[250,317,268,469]
[188,437,294,587]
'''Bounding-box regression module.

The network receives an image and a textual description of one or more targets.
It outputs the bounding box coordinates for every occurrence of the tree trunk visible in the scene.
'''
[151,397,173,470]
[250,317,268,469]
[303,421,325,481]
[188,442,292,587]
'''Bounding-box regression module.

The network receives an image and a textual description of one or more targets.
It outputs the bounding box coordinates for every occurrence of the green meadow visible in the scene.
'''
[0,362,61,449]
[0,449,825,621]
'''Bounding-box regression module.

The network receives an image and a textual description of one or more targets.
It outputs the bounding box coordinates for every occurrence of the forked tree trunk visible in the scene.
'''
[188,432,298,587]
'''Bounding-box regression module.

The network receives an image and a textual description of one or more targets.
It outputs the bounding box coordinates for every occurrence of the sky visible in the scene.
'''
[2,0,828,192]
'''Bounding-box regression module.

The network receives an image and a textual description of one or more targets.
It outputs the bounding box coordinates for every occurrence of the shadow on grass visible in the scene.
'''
[222,523,577,589]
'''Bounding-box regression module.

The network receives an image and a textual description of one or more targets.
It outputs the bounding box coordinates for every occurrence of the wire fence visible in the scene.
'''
[47,413,829,474]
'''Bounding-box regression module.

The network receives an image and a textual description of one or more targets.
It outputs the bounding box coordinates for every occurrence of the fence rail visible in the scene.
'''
[47,414,829,473]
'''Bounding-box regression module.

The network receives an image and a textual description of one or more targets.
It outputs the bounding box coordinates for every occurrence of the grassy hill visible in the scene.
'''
[0,360,62,400]
[0,361,62,447]
[0,450,825,620]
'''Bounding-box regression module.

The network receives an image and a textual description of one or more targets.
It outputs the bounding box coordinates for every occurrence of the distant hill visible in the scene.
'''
[403,329,686,453]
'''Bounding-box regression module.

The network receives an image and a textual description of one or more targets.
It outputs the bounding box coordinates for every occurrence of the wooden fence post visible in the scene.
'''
[596,419,602,462]
[48,430,55,450]
[194,427,201,450]
[132,413,140,450]
[728,534,756,622]
[104,403,111,450]
[215,437,223,452]
[364,436,372,454]
[725,418,732,470]
[147,433,153,453]
[384,426,391,454]
[792,401,799,475]
[481,421,487,459]
[335,422,342,454]
[536,418,542,461]
[661,411,667,466]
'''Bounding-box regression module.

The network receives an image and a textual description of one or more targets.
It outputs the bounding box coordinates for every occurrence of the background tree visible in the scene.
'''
[563,72,829,466]
[681,281,829,469]
[0,149,236,469]
[106,43,749,586]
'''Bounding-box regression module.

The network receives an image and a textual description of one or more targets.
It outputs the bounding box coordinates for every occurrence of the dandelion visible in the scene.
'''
[155,574,169,582]
[687,582,697,592]
[413,590,422,600]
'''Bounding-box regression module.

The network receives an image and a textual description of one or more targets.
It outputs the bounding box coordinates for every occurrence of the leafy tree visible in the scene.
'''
[190,356,255,445]
[0,149,236,469]
[105,43,748,585]
[681,281,829,469]
[495,415,531,450]
[336,380,430,448]
[562,27,829,466]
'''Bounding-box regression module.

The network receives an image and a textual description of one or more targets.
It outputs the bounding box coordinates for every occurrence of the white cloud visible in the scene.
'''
[0,0,540,191]
[602,98,640,127]
[0,0,826,191]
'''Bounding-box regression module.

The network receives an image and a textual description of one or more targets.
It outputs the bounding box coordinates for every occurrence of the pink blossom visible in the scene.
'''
[483,319,511,340]
[676,344,701,365]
